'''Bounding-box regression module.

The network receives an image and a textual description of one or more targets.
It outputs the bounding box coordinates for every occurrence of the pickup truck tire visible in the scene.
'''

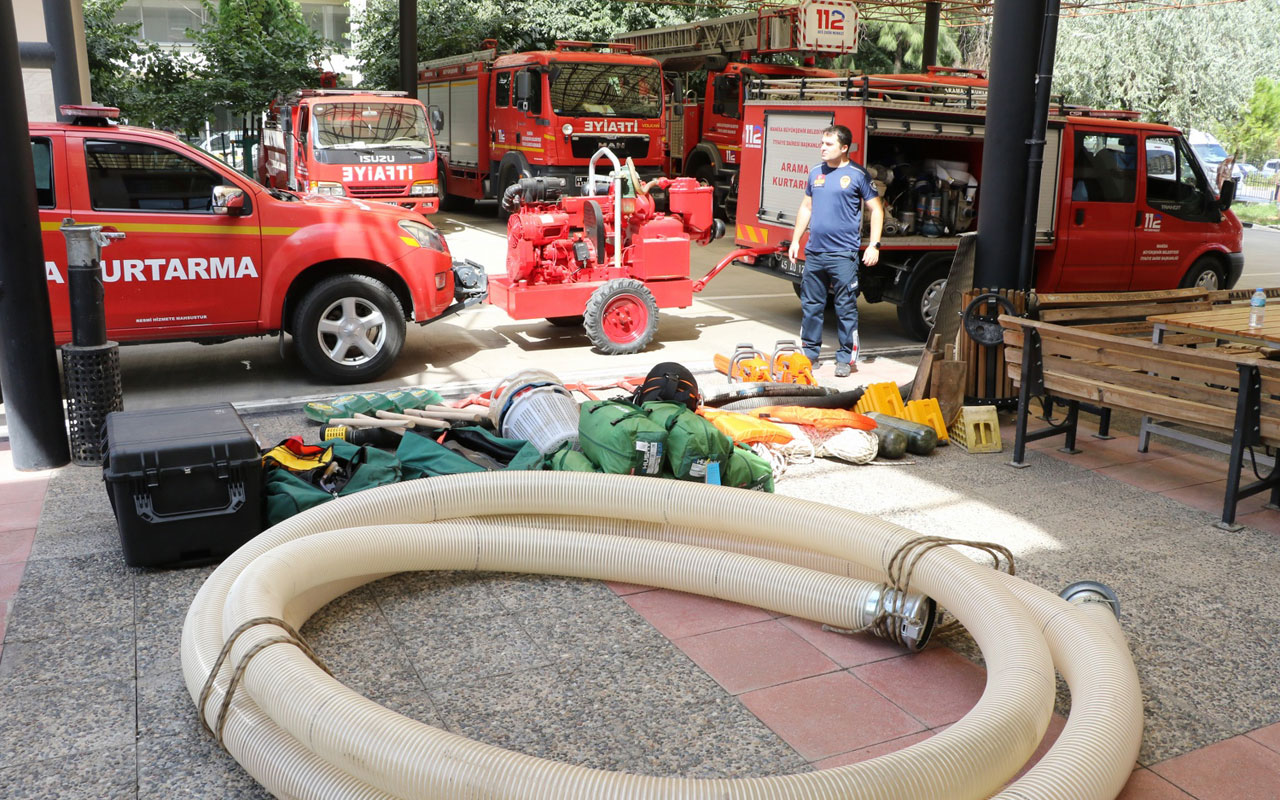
[1179,256,1224,290]
[293,275,406,384]
[584,278,659,355]
[897,260,950,341]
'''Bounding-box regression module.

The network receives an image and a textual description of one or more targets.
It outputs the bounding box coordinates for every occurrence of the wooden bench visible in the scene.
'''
[998,315,1280,530]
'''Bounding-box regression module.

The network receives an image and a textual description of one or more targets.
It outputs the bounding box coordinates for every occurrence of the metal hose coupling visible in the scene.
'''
[1060,580,1121,617]
[866,584,938,651]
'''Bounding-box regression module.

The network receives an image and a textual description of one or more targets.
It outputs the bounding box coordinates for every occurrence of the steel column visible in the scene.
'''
[42,0,89,116]
[1016,0,1061,293]
[0,0,70,469]
[922,2,941,69]
[974,0,1047,289]
[398,0,417,95]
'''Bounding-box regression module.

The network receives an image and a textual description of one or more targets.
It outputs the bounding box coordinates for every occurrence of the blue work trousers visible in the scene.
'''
[800,250,859,365]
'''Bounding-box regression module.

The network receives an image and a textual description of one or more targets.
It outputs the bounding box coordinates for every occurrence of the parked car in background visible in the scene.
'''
[1188,129,1245,183]
[1241,163,1259,177]
[1263,159,1280,178]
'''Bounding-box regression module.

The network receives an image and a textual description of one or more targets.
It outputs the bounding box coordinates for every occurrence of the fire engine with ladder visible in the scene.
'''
[614,0,858,217]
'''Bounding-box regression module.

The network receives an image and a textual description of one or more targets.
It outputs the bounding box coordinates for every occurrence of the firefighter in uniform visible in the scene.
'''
[788,124,884,377]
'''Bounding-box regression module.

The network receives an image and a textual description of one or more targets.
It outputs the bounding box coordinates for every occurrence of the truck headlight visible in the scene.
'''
[410,180,438,197]
[309,181,346,196]
[398,219,448,253]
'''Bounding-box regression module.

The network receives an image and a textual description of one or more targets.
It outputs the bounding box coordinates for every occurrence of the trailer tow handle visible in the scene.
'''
[693,245,785,293]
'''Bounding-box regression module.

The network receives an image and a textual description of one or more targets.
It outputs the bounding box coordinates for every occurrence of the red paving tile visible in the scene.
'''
[0,500,43,532]
[0,528,34,565]
[1161,479,1271,518]
[0,477,48,506]
[777,615,906,668]
[810,729,936,769]
[738,671,924,761]
[1040,435,1190,470]
[1115,768,1196,799]
[1249,721,1280,753]
[0,561,26,599]
[853,647,987,728]
[1236,509,1280,535]
[677,619,838,694]
[1150,735,1280,800]
[1095,456,1225,493]
[605,581,657,596]
[623,589,772,639]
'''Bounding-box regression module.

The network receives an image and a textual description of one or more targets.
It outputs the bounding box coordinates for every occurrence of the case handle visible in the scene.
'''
[132,479,246,523]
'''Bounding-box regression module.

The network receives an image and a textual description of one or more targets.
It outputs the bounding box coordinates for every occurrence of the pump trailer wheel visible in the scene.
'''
[583,278,659,355]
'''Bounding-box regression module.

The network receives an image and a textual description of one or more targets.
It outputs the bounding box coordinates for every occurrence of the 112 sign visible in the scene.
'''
[814,7,845,30]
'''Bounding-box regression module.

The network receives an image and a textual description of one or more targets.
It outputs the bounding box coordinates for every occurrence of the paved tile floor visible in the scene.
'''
[2,409,1280,798]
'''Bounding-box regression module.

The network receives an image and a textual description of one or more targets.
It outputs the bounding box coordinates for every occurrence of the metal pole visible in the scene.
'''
[0,0,70,469]
[974,0,1047,290]
[1017,0,1061,293]
[42,0,89,116]
[922,1,941,69]
[398,0,417,94]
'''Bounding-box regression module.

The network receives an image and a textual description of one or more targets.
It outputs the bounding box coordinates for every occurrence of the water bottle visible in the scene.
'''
[1250,288,1266,328]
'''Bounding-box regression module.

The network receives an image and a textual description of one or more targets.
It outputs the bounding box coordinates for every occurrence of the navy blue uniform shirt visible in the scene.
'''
[804,162,877,253]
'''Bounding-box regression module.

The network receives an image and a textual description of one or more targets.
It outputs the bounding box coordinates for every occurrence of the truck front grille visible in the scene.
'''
[347,184,407,198]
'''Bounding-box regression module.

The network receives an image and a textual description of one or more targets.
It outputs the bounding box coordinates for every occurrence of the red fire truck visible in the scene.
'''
[260,89,442,215]
[417,41,667,213]
[615,0,856,216]
[35,106,485,383]
[733,71,1245,339]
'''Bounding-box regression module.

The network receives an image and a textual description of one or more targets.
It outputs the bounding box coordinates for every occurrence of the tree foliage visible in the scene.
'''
[350,0,725,89]
[1052,2,1280,133]
[860,21,961,73]
[83,0,327,132]
[191,0,330,117]
[1217,78,1280,164]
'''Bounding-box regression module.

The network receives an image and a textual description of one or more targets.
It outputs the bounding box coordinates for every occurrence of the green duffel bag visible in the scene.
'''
[642,401,733,481]
[578,400,667,475]
[264,441,402,525]
[546,443,598,472]
[723,443,775,492]
[397,426,543,479]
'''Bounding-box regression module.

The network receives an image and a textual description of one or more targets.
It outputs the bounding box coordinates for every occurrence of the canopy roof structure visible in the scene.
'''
[646,0,1248,25]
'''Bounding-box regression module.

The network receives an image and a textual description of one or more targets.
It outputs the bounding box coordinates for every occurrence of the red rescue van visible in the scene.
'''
[34,106,485,383]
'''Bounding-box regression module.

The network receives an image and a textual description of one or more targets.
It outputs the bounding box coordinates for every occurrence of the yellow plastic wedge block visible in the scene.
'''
[854,382,907,417]
[906,398,949,442]
[948,405,1003,453]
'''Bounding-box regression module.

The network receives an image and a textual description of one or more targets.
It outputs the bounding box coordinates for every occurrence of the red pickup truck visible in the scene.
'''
[33,106,485,383]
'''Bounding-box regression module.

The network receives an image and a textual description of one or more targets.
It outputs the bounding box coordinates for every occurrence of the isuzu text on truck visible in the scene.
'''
[733,70,1244,339]
[418,40,667,213]
[36,106,484,383]
[260,89,443,215]
[615,0,857,217]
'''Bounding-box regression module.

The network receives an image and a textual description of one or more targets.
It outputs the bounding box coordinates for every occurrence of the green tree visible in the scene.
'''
[190,0,330,117]
[861,21,961,73]
[1216,78,1280,164]
[1052,2,1280,131]
[350,0,707,90]
[83,0,203,131]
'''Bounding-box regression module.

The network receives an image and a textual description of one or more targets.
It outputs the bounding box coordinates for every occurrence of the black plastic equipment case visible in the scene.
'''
[103,403,263,568]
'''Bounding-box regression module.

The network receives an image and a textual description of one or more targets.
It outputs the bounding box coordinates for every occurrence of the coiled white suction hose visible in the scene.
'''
[181,472,1142,800]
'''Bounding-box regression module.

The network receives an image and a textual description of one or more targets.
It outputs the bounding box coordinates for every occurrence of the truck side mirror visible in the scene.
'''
[515,71,531,111]
[428,105,444,134]
[212,185,249,216]
[1219,178,1236,209]
[671,77,683,118]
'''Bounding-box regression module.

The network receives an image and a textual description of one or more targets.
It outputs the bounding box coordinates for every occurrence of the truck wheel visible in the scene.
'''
[1179,257,1224,290]
[496,166,519,221]
[897,261,949,341]
[293,275,406,384]
[694,163,728,220]
[583,279,659,355]
[438,168,473,212]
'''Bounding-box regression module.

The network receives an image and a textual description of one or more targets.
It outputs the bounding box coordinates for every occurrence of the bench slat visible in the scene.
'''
[1033,288,1208,308]
[1040,300,1213,324]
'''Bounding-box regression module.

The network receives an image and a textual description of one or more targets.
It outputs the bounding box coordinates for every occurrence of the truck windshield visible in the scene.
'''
[1192,142,1229,164]
[549,63,662,119]
[311,102,433,151]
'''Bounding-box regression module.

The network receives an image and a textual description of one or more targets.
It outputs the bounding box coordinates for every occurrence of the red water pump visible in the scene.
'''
[487,164,728,354]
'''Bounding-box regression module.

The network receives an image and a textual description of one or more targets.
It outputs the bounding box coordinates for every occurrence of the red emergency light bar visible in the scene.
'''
[60,104,120,125]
